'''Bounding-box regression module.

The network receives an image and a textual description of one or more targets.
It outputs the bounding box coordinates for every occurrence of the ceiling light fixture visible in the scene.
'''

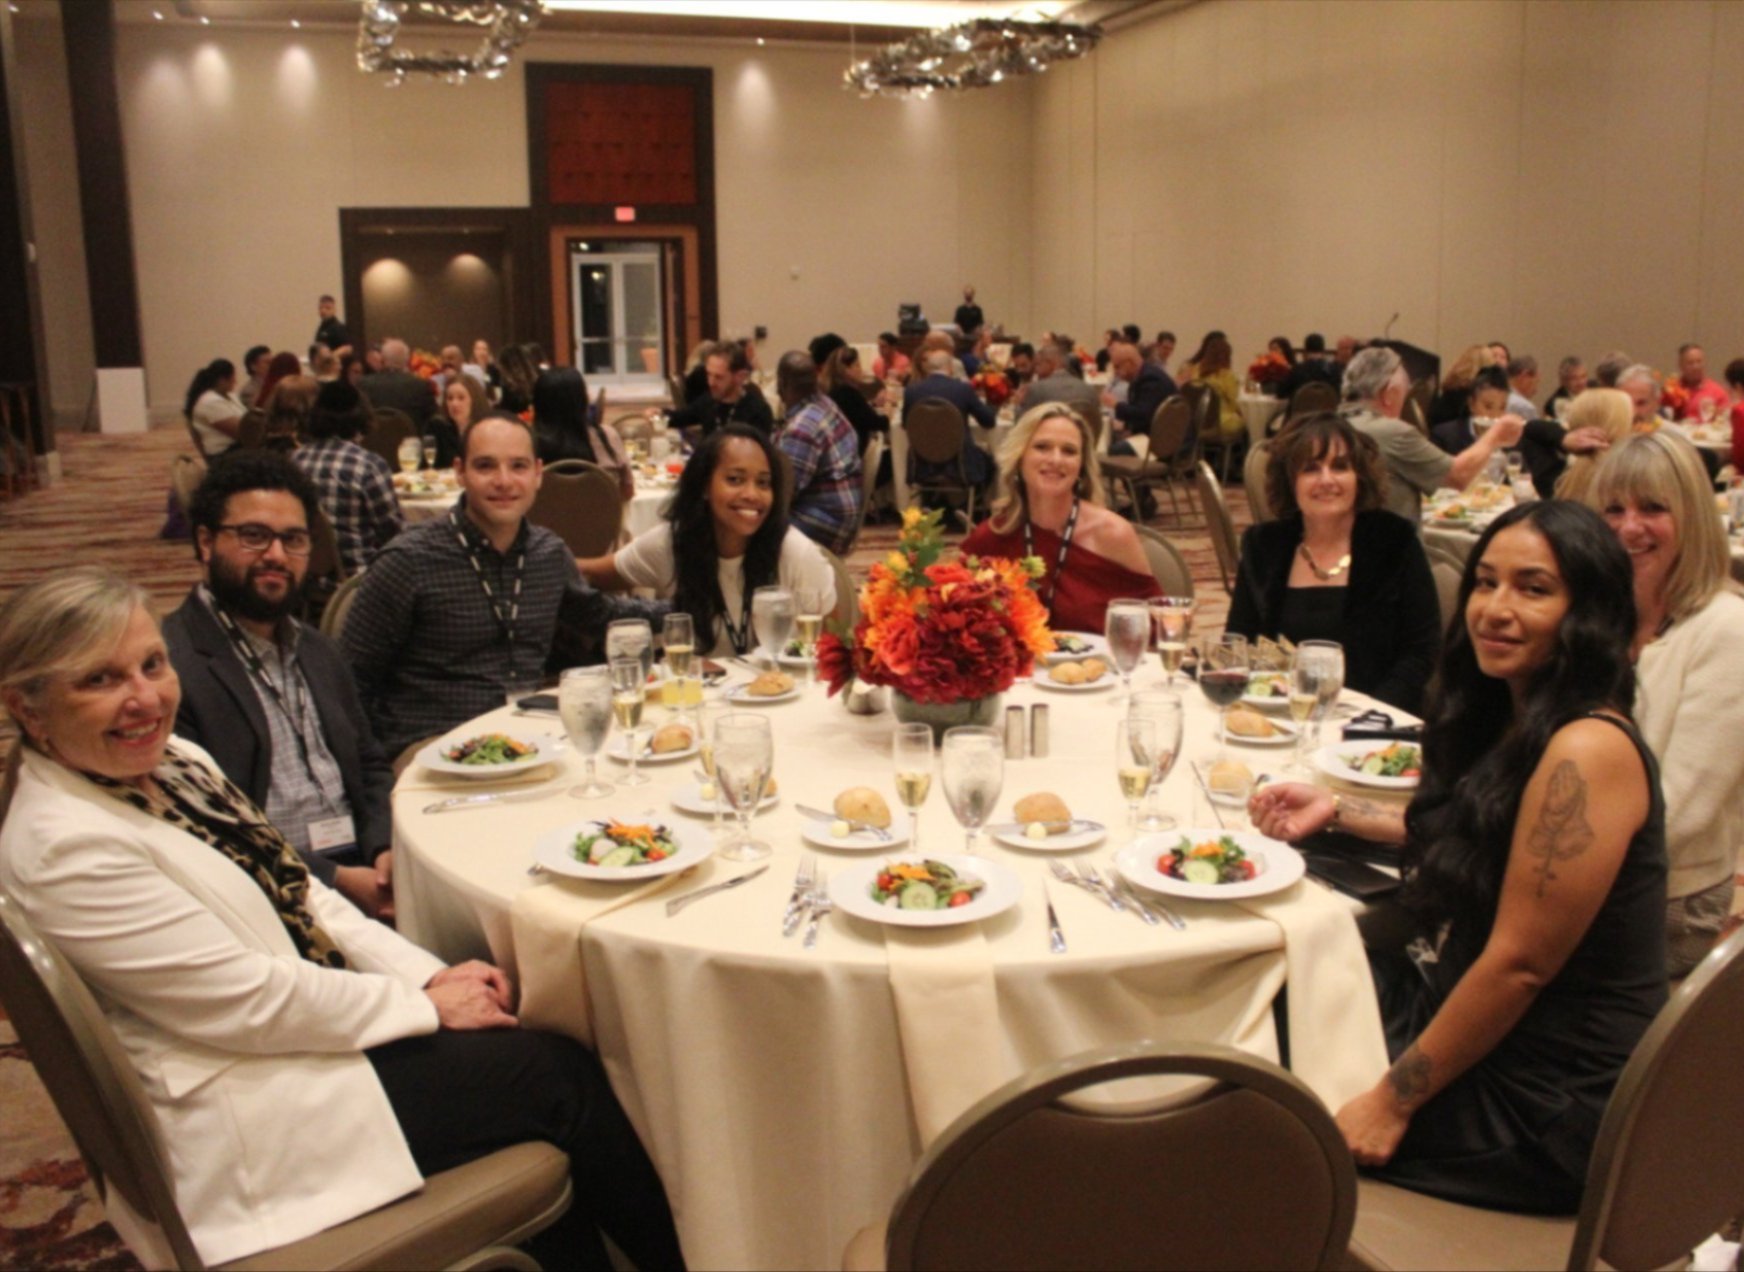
[845,16,1100,99]
[357,0,544,85]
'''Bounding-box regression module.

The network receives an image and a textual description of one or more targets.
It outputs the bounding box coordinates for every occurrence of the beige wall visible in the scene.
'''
[40,17,1034,413]
[12,3,93,429]
[1030,0,1744,379]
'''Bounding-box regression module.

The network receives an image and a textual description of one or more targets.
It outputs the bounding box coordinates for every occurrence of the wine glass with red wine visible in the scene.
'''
[1197,634,1250,754]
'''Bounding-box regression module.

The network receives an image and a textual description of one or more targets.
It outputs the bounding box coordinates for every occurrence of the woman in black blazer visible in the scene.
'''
[1226,412,1441,714]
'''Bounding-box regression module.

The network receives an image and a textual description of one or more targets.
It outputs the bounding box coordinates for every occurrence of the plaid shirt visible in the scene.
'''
[778,393,863,556]
[294,438,405,576]
[340,502,665,756]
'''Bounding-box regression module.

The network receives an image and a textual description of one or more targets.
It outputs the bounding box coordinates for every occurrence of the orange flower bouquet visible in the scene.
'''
[1247,352,1291,386]
[972,366,1013,407]
[1658,373,1688,418]
[818,510,1053,727]
[409,349,443,380]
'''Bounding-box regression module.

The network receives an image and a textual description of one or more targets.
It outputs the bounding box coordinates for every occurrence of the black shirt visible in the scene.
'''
[314,315,352,352]
[669,385,774,438]
[953,302,984,333]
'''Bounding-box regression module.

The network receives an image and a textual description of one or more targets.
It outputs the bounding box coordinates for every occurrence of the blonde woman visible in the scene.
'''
[1427,343,1498,427]
[959,402,1160,631]
[1551,388,1633,502]
[1586,431,1744,974]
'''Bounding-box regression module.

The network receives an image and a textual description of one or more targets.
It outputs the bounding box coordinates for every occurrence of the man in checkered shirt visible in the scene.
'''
[293,381,404,576]
[341,413,666,759]
[774,350,863,557]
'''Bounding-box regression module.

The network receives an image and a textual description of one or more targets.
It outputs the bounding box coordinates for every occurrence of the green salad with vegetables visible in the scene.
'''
[1342,743,1422,778]
[443,733,535,765]
[1053,634,1093,656]
[871,860,986,911]
[572,820,679,868]
[1157,835,1258,885]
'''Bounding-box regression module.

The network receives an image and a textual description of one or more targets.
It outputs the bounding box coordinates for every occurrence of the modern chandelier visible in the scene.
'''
[844,16,1102,99]
[357,0,545,85]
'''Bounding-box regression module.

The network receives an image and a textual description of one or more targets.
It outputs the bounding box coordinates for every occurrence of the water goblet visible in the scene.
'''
[1126,689,1183,831]
[713,714,774,862]
[940,726,1003,855]
[559,666,614,799]
[751,586,794,670]
[606,619,654,681]
[1104,598,1151,706]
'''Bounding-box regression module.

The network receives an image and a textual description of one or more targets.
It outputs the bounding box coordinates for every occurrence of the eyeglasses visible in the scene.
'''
[217,523,313,556]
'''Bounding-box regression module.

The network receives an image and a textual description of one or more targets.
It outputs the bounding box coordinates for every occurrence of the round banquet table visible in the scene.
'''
[1239,391,1287,448]
[396,489,460,525]
[1667,420,1730,453]
[625,479,672,539]
[393,670,1394,1269]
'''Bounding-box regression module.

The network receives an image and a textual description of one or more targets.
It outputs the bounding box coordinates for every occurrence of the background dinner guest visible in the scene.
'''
[495,342,539,415]
[0,568,686,1271]
[1280,333,1341,400]
[1430,366,1513,454]
[338,351,368,394]
[1727,358,1744,473]
[531,367,633,503]
[681,338,720,402]
[903,348,996,496]
[1593,350,1632,388]
[1250,500,1665,1214]
[872,332,910,383]
[1505,355,1542,419]
[1543,355,1588,418]
[1102,338,1177,455]
[1004,341,1036,391]
[1151,329,1177,375]
[471,338,499,397]
[238,344,272,408]
[1226,413,1439,714]
[669,341,773,439]
[341,414,664,759]
[1020,338,1103,428]
[365,338,437,428]
[774,351,863,557]
[959,403,1159,632]
[166,453,395,916]
[184,358,245,457]
[312,292,352,356]
[253,350,303,410]
[1267,335,1298,369]
[1616,363,1662,427]
[1548,388,1633,502]
[1187,335,1243,442]
[262,374,318,451]
[1586,432,1744,975]
[1426,343,1496,427]
[292,382,403,577]
[1341,346,1523,522]
[1671,343,1727,421]
[579,425,833,657]
[819,345,888,456]
[311,349,341,384]
[953,284,984,336]
[434,372,486,469]
[1176,329,1226,382]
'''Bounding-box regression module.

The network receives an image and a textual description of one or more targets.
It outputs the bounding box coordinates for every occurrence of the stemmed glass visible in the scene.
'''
[794,587,825,683]
[892,723,934,852]
[663,612,696,709]
[607,619,654,681]
[751,586,794,670]
[1290,640,1346,773]
[421,434,439,471]
[1104,598,1151,707]
[608,656,649,787]
[1116,716,1160,835]
[713,714,774,862]
[1126,690,1183,831]
[695,697,728,836]
[940,726,1003,855]
[1150,597,1194,689]
[1197,634,1250,753]
[396,437,422,475]
[558,666,614,799]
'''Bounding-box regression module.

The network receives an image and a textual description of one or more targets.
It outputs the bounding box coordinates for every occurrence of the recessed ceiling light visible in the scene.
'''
[153,8,165,17]
[199,14,210,24]
[756,37,765,46]
[291,17,300,28]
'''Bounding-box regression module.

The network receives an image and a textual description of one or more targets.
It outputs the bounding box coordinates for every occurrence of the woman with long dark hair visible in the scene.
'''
[578,425,834,656]
[1250,500,1666,1214]
[495,343,539,415]
[531,367,633,502]
[184,358,244,456]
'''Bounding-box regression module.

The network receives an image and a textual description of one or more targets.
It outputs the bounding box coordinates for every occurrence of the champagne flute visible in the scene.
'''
[1296,639,1346,757]
[663,612,696,709]
[892,723,934,853]
[940,726,1003,855]
[1150,597,1194,689]
[794,587,824,684]
[1104,598,1151,706]
[713,713,773,862]
[1116,716,1159,834]
[1126,689,1183,831]
[751,586,794,670]
[559,666,614,799]
[609,656,649,787]
[607,619,654,681]
[420,434,438,470]
[696,697,728,836]
[396,437,422,475]
[1197,634,1250,754]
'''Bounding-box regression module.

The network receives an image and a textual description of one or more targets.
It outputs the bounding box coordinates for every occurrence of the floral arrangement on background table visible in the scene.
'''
[1247,351,1291,387]
[972,366,1013,408]
[1657,373,1689,419]
[409,349,444,380]
[818,508,1054,737]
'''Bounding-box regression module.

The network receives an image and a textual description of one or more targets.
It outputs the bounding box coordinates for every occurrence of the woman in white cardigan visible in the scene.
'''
[0,569,683,1269]
[1587,431,1744,974]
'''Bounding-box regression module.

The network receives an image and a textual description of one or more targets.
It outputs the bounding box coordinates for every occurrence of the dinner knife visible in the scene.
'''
[793,804,893,839]
[423,787,558,814]
[1042,880,1067,954]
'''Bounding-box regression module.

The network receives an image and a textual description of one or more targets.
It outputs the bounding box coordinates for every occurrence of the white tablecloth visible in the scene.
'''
[626,481,671,539]
[1668,421,1730,453]
[1239,392,1287,448]
[394,674,1390,1269]
[397,490,460,525]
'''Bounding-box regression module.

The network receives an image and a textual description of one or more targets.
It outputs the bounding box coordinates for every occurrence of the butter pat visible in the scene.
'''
[1026,821,1048,840]
[830,819,853,838]
[699,781,717,801]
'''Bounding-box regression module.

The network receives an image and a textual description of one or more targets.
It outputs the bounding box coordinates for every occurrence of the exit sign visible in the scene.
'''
[614,206,637,223]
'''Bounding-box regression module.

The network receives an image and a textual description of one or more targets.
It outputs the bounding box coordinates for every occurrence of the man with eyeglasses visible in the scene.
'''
[164,451,397,917]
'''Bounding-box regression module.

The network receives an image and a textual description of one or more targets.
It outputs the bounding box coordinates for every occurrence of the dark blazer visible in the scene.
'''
[361,370,436,427]
[1430,416,1476,455]
[162,589,395,885]
[1280,356,1340,401]
[1113,362,1179,437]
[1224,510,1441,715]
[903,374,996,430]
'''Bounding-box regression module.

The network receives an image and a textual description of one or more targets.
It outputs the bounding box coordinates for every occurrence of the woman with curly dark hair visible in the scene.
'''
[1251,499,1666,1214]
[1225,412,1440,712]
[577,425,834,656]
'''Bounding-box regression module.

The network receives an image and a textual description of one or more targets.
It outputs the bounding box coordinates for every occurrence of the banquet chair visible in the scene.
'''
[1420,528,1474,572]
[903,399,979,525]
[842,1041,1356,1271]
[1289,382,1340,417]
[1192,383,1243,486]
[529,460,622,558]
[1100,396,1195,526]
[1194,462,1241,594]
[1133,525,1195,601]
[236,409,268,451]
[818,545,860,633]
[1402,381,1432,435]
[856,433,888,534]
[170,454,207,522]
[319,573,367,643]
[298,505,347,625]
[1429,559,1462,633]
[364,410,416,468]
[1345,925,1744,1271]
[607,411,652,446]
[666,374,687,410]
[1243,443,1274,524]
[0,889,574,1272]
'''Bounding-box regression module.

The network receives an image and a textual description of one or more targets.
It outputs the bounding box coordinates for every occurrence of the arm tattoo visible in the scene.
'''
[1343,797,1391,821]
[1526,760,1596,898]
[1387,1044,1433,1109]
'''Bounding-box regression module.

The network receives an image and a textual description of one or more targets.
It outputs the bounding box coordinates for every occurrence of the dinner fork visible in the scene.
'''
[782,855,816,937]
[1106,868,1187,931]
[1082,862,1155,926]
[1073,859,1128,914]
[1047,859,1116,912]
[802,871,832,949]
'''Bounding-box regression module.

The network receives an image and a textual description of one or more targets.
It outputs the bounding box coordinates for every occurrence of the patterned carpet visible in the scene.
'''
[0,422,1248,1270]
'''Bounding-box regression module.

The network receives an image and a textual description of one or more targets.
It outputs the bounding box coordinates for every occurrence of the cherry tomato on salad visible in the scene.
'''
[948,891,972,908]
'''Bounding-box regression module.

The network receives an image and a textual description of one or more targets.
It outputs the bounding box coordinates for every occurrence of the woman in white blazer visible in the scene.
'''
[0,568,683,1270]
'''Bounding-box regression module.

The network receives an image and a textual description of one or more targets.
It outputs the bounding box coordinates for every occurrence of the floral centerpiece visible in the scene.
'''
[972,365,1013,408]
[818,509,1054,738]
[1657,372,1688,420]
[409,349,443,380]
[1247,351,1291,387]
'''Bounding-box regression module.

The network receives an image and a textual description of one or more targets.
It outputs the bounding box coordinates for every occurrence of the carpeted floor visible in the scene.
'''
[0,422,1248,1270]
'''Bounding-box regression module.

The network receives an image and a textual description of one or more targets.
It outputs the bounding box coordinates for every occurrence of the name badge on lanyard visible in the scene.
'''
[307,815,357,855]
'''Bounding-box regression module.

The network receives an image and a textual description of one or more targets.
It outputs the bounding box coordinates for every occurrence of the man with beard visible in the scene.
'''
[164,451,396,917]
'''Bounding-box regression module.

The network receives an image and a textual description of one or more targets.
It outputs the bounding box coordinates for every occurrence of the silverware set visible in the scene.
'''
[792,805,892,841]
[1047,858,1186,931]
[780,854,833,948]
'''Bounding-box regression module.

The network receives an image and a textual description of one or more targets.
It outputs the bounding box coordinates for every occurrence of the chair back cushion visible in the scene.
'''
[1147,397,1193,463]
[364,410,416,467]
[1244,443,1273,523]
[1194,463,1240,584]
[171,454,207,518]
[1134,526,1195,600]
[1289,382,1340,416]
[528,461,623,557]
[1430,560,1462,633]
[905,400,968,464]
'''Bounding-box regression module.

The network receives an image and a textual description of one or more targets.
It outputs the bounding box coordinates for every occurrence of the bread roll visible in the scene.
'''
[1049,661,1086,685]
[1013,792,1072,829]
[1079,657,1108,682]
[1208,759,1254,793]
[747,670,795,696]
[833,786,892,828]
[649,722,695,753]
[1224,706,1277,739]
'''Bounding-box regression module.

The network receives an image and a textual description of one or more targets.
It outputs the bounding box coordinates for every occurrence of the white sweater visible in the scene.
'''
[1634,589,1744,899]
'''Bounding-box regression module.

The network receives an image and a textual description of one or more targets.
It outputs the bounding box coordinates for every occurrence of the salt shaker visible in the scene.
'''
[1029,704,1050,758]
[1004,705,1028,760]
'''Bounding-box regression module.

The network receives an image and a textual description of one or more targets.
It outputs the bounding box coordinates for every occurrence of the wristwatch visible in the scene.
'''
[1328,793,1344,830]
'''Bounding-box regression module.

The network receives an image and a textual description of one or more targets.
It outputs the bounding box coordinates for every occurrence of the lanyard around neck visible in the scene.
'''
[1023,498,1080,619]
[207,600,334,806]
[451,508,526,648]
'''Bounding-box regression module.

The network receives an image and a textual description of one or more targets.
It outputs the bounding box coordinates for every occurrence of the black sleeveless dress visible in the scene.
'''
[1368,712,1669,1214]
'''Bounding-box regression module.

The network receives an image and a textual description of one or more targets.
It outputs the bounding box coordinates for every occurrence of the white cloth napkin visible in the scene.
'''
[1236,880,1388,1110]
[883,928,1008,1144]
[510,871,690,1045]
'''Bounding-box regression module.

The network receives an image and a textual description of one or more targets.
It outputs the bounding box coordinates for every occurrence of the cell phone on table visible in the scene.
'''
[1300,851,1401,901]
[514,693,559,713]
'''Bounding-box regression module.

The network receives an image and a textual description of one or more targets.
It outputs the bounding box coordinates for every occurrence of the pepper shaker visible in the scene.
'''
[1004,705,1028,760]
[1029,704,1050,758]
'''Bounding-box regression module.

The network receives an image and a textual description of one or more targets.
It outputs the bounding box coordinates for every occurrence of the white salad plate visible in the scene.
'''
[800,819,912,851]
[531,817,712,881]
[828,854,1021,928]
[1116,830,1304,901]
[1314,742,1422,790]
[990,819,1108,852]
[417,731,552,780]
[669,782,778,817]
